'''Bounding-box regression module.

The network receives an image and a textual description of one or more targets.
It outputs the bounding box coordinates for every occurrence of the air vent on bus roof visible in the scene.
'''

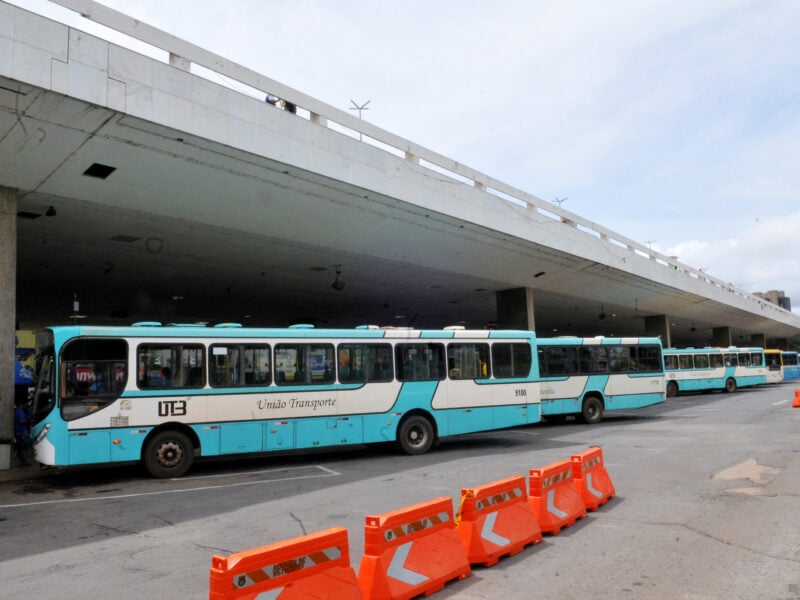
[132,321,162,327]
[356,325,380,329]
[289,324,315,329]
[444,326,465,330]
[214,323,243,328]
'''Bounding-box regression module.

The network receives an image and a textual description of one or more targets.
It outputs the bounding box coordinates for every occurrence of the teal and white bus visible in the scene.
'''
[536,336,665,424]
[764,349,784,384]
[663,346,767,397]
[30,323,540,477]
[764,349,800,383]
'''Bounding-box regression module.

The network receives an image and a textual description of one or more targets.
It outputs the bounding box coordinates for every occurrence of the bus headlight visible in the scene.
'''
[34,423,51,444]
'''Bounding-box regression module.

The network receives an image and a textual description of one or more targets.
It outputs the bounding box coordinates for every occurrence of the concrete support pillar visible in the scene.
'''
[749,333,766,349]
[496,288,535,331]
[644,315,671,348]
[712,327,732,348]
[0,186,17,470]
[770,338,789,351]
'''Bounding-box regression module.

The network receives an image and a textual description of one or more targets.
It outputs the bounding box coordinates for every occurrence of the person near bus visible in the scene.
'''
[14,396,32,466]
[157,367,171,387]
[89,365,106,394]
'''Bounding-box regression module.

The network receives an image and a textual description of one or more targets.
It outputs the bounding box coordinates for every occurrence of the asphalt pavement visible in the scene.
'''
[2,383,799,599]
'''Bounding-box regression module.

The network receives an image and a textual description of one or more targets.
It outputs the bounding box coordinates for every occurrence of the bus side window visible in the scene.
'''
[447,343,490,380]
[541,346,578,376]
[492,343,531,379]
[275,345,298,386]
[608,346,632,373]
[137,344,203,389]
[275,344,334,385]
[396,343,445,381]
[210,344,270,387]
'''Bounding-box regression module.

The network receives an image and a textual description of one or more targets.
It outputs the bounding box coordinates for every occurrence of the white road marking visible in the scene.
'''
[0,465,340,509]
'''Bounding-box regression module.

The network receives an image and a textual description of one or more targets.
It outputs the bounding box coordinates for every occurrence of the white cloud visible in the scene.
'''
[664,213,800,310]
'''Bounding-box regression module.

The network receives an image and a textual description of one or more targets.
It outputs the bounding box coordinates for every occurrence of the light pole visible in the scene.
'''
[349,99,370,141]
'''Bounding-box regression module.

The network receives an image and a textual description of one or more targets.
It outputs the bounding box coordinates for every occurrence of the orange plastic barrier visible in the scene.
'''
[456,475,542,566]
[358,496,471,600]
[209,527,363,599]
[571,446,616,511]
[528,459,587,535]
[793,389,800,408]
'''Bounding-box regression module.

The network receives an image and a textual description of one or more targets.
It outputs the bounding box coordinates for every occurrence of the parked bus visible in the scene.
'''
[780,351,800,381]
[764,349,800,382]
[663,347,767,397]
[764,349,784,384]
[536,336,665,424]
[30,323,541,477]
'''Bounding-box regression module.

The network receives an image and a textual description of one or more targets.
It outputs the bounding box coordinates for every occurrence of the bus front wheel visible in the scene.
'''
[666,381,679,398]
[143,430,194,478]
[724,378,737,393]
[397,415,435,455]
[579,397,604,424]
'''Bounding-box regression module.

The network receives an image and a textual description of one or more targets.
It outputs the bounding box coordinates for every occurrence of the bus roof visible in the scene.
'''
[43,324,538,346]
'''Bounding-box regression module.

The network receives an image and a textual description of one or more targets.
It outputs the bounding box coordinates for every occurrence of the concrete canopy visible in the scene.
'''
[2,0,800,349]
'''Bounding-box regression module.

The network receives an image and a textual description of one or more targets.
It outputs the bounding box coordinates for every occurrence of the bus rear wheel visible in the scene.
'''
[579,397,604,424]
[724,378,737,393]
[666,381,679,398]
[397,415,434,455]
[143,430,194,478]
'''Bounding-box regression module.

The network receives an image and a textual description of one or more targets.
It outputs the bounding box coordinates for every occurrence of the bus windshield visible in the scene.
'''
[61,338,128,420]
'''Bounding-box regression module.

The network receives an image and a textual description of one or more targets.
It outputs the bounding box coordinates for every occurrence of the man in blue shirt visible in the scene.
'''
[14,397,32,466]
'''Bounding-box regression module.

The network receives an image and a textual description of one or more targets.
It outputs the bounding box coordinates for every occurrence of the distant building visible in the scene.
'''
[754,290,792,311]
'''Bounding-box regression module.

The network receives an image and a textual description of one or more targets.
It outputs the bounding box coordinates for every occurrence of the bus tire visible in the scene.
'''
[397,415,435,455]
[143,430,194,478]
[579,396,604,424]
[666,381,679,398]
[724,378,737,393]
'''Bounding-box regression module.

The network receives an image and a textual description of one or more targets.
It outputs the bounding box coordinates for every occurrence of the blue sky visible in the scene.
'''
[12,0,800,307]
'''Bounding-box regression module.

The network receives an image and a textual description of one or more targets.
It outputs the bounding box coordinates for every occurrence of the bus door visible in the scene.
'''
[441,342,488,434]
